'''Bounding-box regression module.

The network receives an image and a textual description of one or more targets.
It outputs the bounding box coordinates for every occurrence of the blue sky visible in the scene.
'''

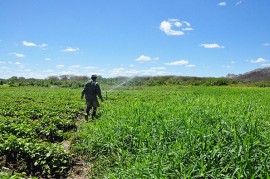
[0,0,270,79]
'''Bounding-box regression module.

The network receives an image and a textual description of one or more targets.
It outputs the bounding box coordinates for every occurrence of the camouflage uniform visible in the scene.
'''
[81,77,103,120]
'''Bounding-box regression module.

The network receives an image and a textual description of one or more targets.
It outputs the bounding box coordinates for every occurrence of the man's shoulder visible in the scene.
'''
[85,80,99,86]
[85,80,93,85]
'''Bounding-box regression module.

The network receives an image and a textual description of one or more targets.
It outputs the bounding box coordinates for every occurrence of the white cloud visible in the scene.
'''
[58,71,83,76]
[84,66,96,70]
[231,61,236,64]
[15,62,22,65]
[57,64,65,68]
[10,53,25,58]
[165,59,195,68]
[23,41,37,47]
[22,41,48,48]
[262,64,270,67]
[135,55,158,62]
[110,67,168,77]
[263,43,270,46]
[200,43,224,49]
[222,65,233,68]
[182,21,191,27]
[186,64,196,68]
[69,65,80,69]
[62,47,80,52]
[150,67,166,70]
[250,58,267,63]
[218,2,226,6]
[160,19,192,36]
[236,0,243,6]
[0,61,5,64]
[182,28,193,31]
[39,44,48,48]
[45,69,54,72]
[174,21,182,27]
[44,58,51,61]
[166,60,189,66]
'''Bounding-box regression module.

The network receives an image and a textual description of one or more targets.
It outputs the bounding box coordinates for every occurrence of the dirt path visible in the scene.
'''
[62,115,92,179]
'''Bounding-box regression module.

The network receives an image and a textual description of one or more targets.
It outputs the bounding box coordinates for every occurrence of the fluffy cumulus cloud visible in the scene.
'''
[200,43,224,49]
[62,47,80,52]
[218,2,226,6]
[160,19,193,36]
[250,58,267,63]
[10,53,25,58]
[135,55,159,62]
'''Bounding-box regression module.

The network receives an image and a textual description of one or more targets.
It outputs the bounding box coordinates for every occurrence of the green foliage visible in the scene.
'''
[74,86,270,178]
[2,85,270,178]
[0,75,249,88]
[0,87,84,178]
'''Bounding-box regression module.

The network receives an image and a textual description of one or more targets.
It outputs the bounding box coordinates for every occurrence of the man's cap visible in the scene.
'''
[91,74,98,78]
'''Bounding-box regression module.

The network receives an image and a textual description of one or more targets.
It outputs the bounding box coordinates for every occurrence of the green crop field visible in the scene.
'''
[1,86,270,178]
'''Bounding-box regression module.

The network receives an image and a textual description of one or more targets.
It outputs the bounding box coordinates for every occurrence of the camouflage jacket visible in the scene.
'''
[81,80,103,101]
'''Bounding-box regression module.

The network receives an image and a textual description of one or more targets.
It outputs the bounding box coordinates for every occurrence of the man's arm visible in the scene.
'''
[96,83,104,102]
[81,87,85,99]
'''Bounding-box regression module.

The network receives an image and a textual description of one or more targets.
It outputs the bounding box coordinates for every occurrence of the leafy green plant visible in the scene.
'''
[74,86,270,178]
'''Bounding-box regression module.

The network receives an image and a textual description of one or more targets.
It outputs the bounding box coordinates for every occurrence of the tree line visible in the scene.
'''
[1,75,270,88]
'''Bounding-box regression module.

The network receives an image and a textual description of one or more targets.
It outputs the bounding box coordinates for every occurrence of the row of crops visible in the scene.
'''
[0,87,84,178]
[74,86,270,178]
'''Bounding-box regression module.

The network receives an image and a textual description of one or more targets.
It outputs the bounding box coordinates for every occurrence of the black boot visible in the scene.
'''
[84,113,88,121]
[92,111,96,120]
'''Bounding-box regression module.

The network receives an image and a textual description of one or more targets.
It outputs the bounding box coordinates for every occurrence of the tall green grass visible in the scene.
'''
[74,86,270,178]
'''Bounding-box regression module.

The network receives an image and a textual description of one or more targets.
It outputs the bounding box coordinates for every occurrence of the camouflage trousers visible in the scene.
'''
[85,99,99,116]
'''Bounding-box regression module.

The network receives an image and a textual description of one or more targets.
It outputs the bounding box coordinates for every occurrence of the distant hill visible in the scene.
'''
[227,67,270,81]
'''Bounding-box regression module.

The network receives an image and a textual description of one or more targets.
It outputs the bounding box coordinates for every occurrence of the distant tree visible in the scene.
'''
[18,77,26,81]
[60,75,69,81]
[70,75,90,81]
[47,76,59,81]
[9,76,18,81]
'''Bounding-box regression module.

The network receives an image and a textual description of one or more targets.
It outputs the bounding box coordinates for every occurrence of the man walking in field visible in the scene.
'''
[81,74,104,121]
